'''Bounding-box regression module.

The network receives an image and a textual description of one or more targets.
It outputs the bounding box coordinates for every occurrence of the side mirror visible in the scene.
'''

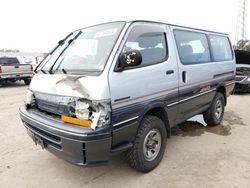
[117,50,142,71]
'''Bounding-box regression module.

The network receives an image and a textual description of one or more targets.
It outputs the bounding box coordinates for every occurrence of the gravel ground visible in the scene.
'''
[0,82,250,188]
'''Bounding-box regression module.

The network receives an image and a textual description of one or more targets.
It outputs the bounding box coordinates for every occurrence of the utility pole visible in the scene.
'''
[235,0,247,48]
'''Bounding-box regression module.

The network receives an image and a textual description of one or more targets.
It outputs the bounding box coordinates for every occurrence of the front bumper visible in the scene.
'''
[19,107,112,166]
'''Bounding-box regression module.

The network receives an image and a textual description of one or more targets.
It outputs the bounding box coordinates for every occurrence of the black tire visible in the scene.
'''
[203,92,225,126]
[24,79,31,85]
[126,115,167,173]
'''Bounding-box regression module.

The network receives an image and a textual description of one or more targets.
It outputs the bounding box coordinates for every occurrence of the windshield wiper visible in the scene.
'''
[40,69,47,74]
[34,32,74,73]
[62,68,67,74]
[49,30,82,74]
[49,32,73,55]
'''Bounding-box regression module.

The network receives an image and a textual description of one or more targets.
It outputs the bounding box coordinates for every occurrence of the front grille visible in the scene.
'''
[235,76,246,82]
[32,108,61,121]
[36,99,69,116]
[24,122,62,149]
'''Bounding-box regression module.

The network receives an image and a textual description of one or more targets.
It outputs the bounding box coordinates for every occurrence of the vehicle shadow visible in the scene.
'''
[171,110,245,137]
[172,120,232,137]
[0,81,27,88]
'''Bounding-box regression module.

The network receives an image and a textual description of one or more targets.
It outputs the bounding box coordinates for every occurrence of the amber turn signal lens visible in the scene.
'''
[61,115,91,127]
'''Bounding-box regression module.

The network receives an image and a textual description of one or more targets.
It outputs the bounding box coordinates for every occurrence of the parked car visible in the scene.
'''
[235,50,250,92]
[0,57,33,85]
[19,20,235,172]
[23,57,34,64]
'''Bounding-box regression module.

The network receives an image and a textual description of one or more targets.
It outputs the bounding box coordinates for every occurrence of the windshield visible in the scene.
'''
[36,22,125,74]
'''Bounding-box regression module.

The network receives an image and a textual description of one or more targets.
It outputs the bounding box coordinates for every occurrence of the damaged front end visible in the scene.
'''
[24,90,111,130]
[66,99,111,130]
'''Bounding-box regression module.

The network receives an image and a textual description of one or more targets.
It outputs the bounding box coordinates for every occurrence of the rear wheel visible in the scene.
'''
[126,115,167,172]
[203,92,225,126]
[24,79,31,85]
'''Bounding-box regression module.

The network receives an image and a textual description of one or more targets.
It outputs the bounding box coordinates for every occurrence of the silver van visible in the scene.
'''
[19,20,235,172]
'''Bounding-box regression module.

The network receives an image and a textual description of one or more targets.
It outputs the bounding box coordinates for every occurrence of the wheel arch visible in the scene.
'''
[139,102,171,138]
[216,85,227,105]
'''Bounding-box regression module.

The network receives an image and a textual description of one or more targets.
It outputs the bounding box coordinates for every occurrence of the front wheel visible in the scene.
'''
[126,115,167,172]
[203,92,225,126]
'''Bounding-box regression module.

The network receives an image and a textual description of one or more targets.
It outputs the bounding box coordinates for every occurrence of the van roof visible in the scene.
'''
[129,20,228,35]
[76,20,228,36]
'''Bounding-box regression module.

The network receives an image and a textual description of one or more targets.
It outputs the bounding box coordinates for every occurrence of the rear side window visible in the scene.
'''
[0,57,19,65]
[174,30,211,65]
[209,35,233,61]
[123,25,167,67]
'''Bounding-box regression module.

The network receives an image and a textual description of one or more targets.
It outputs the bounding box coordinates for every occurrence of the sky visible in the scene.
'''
[0,0,249,52]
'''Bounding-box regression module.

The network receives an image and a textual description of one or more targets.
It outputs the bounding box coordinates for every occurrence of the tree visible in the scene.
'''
[235,39,250,50]
[244,44,250,51]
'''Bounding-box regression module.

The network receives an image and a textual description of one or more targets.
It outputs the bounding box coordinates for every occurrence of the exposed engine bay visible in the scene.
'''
[234,50,250,92]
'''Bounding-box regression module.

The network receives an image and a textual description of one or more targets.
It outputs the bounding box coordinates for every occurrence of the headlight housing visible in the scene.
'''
[75,100,90,120]
[65,99,111,130]
[247,77,250,82]
[91,100,111,129]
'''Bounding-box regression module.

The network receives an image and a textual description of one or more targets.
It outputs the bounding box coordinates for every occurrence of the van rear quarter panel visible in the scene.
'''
[169,25,235,122]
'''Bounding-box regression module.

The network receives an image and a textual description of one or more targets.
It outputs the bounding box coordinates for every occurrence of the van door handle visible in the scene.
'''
[182,71,187,83]
[166,70,174,75]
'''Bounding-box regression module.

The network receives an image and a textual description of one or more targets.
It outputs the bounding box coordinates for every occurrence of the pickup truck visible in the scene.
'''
[0,57,33,86]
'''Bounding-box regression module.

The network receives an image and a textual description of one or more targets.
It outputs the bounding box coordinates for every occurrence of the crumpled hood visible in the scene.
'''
[29,73,110,100]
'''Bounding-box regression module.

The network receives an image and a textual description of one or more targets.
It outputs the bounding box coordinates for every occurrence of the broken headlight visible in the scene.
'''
[75,100,90,120]
[68,99,111,130]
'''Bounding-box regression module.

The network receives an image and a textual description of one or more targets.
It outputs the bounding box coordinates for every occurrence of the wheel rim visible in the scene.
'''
[143,129,162,161]
[215,99,223,119]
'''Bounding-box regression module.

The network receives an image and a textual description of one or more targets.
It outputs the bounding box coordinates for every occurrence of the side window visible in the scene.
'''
[123,25,167,67]
[174,30,211,65]
[209,35,233,61]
